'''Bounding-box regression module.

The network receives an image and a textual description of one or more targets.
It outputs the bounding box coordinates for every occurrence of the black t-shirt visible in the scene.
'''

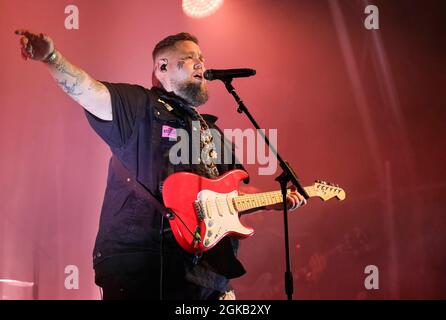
[85,82,246,291]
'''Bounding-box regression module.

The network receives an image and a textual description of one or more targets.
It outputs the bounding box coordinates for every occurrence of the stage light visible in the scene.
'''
[182,0,224,18]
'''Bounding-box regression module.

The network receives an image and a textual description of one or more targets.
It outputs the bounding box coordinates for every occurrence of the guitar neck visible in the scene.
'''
[234,186,319,212]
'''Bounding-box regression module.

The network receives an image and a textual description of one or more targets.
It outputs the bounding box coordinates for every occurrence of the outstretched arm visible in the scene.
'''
[15,29,112,121]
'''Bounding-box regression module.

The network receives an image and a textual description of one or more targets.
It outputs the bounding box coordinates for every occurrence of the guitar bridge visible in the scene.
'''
[194,200,205,221]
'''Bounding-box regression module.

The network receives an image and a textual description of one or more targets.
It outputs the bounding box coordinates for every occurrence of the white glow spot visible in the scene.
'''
[182,0,224,18]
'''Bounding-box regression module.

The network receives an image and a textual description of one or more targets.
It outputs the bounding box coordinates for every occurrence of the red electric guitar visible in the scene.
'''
[162,169,346,254]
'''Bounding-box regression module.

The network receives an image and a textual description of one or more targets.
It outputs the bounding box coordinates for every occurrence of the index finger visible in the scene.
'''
[14,29,35,38]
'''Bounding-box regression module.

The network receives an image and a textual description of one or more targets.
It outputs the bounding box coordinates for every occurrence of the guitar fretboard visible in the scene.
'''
[232,182,345,212]
[234,187,318,212]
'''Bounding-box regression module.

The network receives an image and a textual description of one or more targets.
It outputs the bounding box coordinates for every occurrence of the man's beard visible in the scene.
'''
[173,80,209,107]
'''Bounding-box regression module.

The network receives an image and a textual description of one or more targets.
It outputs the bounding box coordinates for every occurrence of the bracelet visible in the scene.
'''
[43,49,58,64]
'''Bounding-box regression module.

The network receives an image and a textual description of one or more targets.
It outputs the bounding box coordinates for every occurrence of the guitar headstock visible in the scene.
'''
[308,180,346,201]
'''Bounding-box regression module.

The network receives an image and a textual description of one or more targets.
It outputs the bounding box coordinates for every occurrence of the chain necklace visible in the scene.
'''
[190,107,220,178]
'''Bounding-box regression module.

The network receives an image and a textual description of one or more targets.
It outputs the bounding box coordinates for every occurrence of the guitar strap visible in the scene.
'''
[110,155,173,219]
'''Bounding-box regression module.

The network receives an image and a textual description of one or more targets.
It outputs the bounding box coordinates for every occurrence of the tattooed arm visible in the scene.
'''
[15,29,112,121]
[46,51,112,120]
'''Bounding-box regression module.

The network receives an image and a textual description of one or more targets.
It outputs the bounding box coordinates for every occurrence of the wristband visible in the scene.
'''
[44,49,57,64]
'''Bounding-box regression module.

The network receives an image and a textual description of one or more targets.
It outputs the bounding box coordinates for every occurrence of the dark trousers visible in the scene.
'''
[95,252,223,300]
[99,274,221,300]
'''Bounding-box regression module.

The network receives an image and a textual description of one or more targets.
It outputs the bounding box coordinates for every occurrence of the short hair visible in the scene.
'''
[152,32,199,61]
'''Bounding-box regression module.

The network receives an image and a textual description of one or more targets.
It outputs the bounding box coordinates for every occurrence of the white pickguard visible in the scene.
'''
[196,189,254,248]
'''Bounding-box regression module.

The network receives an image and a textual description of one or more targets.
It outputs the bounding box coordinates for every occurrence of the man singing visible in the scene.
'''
[15,30,307,300]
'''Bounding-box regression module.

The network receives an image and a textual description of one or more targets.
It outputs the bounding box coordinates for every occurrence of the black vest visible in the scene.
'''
[91,86,246,290]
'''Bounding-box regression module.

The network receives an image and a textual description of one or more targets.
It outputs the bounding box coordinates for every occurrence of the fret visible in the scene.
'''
[254,195,260,207]
[257,194,264,206]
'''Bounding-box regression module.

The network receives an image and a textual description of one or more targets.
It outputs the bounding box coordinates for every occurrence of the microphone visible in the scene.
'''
[203,68,256,81]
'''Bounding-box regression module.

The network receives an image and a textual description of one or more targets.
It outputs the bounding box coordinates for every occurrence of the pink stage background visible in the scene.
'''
[0,0,445,299]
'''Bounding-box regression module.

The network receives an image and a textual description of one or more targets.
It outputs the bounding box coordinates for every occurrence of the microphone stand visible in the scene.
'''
[221,78,309,301]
